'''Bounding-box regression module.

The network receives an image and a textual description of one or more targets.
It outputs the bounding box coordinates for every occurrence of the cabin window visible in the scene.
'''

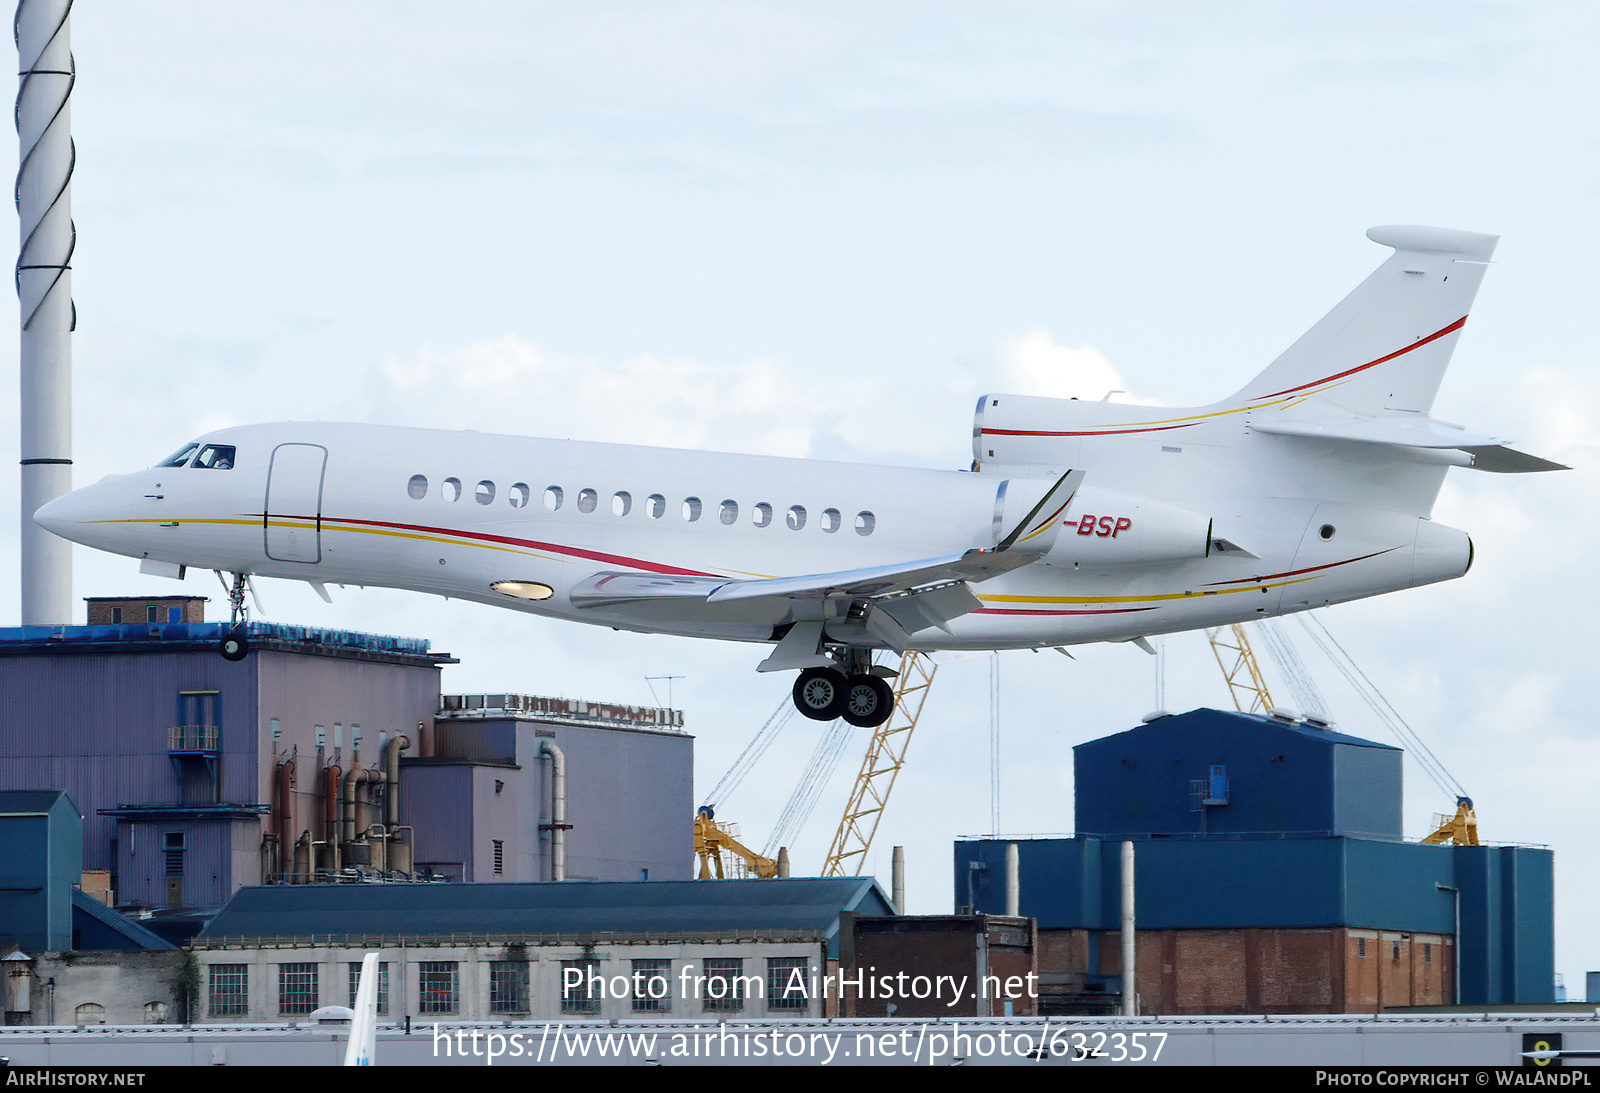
[613,491,633,517]
[544,486,564,511]
[156,443,199,468]
[682,497,703,522]
[752,502,773,528]
[821,507,841,533]
[508,483,530,508]
[855,511,876,536]
[646,494,666,518]
[786,505,807,531]
[408,474,428,500]
[193,444,236,470]
[443,478,462,502]
[476,480,496,505]
[719,500,738,525]
[578,488,598,514]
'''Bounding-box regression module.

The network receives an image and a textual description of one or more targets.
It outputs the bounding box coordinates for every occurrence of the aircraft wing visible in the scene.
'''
[570,468,1084,635]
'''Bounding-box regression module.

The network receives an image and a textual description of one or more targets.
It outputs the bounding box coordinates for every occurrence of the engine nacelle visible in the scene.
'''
[995,478,1212,567]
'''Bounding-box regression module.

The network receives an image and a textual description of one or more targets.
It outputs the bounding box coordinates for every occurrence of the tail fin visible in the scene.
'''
[342,952,379,1066]
[1230,226,1498,416]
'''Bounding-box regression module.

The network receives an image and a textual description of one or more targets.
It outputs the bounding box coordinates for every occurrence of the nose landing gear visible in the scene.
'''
[791,652,896,728]
[218,571,251,661]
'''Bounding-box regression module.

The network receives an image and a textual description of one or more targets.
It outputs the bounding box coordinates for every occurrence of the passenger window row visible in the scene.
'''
[406,474,875,536]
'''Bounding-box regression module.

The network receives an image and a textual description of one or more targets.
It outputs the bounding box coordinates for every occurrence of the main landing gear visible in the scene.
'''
[792,652,896,728]
[219,571,250,662]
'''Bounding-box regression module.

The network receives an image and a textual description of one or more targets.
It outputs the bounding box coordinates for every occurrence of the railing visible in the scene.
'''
[168,724,219,752]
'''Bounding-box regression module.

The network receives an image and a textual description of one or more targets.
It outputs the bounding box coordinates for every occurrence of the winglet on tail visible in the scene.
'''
[1230,225,1499,417]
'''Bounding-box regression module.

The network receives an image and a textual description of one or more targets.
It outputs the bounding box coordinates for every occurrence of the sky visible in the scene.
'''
[2,2,1596,996]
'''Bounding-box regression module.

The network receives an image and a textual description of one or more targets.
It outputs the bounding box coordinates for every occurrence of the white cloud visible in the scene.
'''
[967,329,1159,405]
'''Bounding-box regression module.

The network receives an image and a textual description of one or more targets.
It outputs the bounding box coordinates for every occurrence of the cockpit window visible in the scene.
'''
[192,444,236,470]
[156,443,200,468]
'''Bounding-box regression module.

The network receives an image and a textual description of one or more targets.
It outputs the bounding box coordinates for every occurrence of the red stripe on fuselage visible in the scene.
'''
[324,515,724,577]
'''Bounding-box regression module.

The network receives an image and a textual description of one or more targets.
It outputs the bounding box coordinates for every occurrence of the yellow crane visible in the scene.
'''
[822,651,936,877]
[693,806,778,879]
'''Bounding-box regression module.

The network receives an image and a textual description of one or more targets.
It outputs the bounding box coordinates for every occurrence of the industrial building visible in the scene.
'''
[183,878,893,1022]
[956,708,1554,1015]
[0,597,692,935]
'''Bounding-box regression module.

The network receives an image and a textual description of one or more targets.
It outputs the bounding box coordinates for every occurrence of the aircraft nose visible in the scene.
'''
[33,480,122,547]
[33,489,87,540]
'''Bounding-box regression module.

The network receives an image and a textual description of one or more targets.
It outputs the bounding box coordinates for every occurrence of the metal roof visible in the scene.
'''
[70,889,175,951]
[199,878,895,944]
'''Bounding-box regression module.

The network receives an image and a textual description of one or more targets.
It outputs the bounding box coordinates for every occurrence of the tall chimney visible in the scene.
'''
[15,0,74,624]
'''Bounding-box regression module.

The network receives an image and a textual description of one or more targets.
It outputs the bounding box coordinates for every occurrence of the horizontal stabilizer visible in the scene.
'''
[1461,445,1570,473]
[1254,413,1567,473]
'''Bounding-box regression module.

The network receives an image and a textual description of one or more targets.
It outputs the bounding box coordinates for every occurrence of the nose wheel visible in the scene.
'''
[791,662,895,727]
[218,571,251,661]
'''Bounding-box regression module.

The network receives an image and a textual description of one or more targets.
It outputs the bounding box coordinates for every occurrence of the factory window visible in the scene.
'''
[157,443,200,468]
[544,486,564,511]
[646,494,666,519]
[1392,941,1401,962]
[509,483,530,509]
[348,961,389,1015]
[821,508,841,533]
[147,605,160,623]
[75,1002,105,1026]
[632,959,671,1013]
[855,510,876,536]
[682,496,703,522]
[493,840,503,874]
[752,502,773,528]
[278,962,318,1015]
[719,499,738,525]
[418,962,459,1014]
[561,959,601,1015]
[577,488,598,514]
[144,1001,168,1025]
[489,962,530,1014]
[766,957,809,1012]
[443,477,462,502]
[1358,939,1367,957]
[408,474,428,500]
[270,718,280,742]
[209,964,248,1017]
[1424,943,1432,964]
[702,958,745,1013]
[476,480,496,505]
[786,505,807,531]
[110,607,122,623]
[164,832,185,877]
[193,444,235,470]
[612,491,632,516]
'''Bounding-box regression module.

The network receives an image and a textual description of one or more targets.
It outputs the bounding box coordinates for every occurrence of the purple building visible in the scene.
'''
[0,600,693,925]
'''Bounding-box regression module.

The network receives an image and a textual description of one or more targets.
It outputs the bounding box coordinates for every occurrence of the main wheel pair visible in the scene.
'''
[792,666,895,728]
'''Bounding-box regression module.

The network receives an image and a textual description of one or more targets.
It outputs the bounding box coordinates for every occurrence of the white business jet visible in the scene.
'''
[35,227,1563,728]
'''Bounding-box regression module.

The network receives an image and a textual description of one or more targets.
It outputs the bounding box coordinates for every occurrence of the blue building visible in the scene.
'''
[956,709,1554,1014]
